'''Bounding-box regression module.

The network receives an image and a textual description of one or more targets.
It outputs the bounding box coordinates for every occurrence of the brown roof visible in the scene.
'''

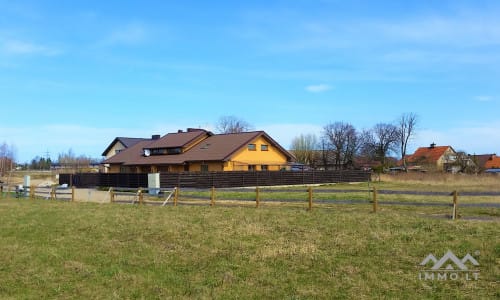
[406,145,453,164]
[180,131,293,162]
[103,140,152,164]
[145,129,210,149]
[103,130,294,166]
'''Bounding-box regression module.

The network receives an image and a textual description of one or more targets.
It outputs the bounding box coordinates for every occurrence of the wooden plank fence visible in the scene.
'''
[60,170,371,189]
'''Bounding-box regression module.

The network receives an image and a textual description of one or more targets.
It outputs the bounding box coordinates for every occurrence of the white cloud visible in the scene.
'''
[305,84,332,93]
[372,12,500,47]
[101,23,149,46]
[1,39,61,56]
[474,95,493,102]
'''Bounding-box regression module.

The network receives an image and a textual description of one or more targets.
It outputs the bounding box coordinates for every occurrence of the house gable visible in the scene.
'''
[229,134,292,171]
[102,137,149,159]
[405,144,456,171]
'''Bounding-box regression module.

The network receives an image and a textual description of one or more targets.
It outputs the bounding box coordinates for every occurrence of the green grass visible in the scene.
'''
[0,196,498,299]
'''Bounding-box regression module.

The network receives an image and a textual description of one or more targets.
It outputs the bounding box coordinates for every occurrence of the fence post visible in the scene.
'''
[372,187,378,213]
[0,184,3,198]
[30,185,35,200]
[71,186,75,202]
[308,186,313,211]
[255,186,260,208]
[210,186,215,207]
[452,190,458,220]
[138,188,144,205]
[51,186,56,200]
[174,187,178,206]
[110,187,115,203]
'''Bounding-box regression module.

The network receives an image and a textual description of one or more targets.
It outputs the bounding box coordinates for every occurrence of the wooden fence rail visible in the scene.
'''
[152,186,499,220]
[0,184,74,201]
[109,187,177,205]
[2,183,498,220]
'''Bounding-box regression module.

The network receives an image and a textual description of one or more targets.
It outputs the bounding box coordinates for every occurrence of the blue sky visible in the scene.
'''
[1,0,499,163]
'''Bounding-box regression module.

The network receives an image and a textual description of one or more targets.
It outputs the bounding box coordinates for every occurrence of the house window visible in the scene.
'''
[261,165,268,171]
[248,144,256,151]
[201,164,209,172]
[248,165,256,171]
[261,144,269,151]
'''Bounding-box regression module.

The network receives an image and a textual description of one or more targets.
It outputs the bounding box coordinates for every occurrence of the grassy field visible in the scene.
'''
[0,174,499,299]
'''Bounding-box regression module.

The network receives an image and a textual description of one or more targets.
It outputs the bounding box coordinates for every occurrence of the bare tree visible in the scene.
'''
[0,142,16,176]
[215,116,253,134]
[398,113,418,171]
[322,122,359,169]
[58,148,93,171]
[361,123,399,167]
[290,134,318,167]
[449,151,479,174]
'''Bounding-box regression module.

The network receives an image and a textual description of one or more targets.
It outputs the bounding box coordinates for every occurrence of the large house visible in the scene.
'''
[404,143,457,171]
[102,128,294,173]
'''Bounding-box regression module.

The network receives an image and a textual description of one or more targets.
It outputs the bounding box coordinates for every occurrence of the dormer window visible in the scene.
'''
[167,148,182,155]
[143,147,182,156]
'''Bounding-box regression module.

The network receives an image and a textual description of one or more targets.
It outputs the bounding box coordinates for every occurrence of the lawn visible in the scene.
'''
[0,174,499,299]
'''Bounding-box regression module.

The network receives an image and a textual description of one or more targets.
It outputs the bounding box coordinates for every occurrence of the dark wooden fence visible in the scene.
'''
[59,173,148,188]
[60,170,370,189]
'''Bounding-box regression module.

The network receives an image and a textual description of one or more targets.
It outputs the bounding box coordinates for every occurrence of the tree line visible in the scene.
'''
[0,144,101,172]
[290,113,418,170]
[23,149,100,171]
[214,114,419,171]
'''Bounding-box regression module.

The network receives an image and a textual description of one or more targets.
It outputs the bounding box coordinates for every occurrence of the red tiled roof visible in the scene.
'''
[406,145,452,163]
[485,155,500,169]
[472,154,495,169]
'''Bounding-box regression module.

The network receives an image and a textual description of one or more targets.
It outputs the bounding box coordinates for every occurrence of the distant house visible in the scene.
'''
[483,154,500,170]
[404,143,457,172]
[474,154,500,174]
[102,128,294,173]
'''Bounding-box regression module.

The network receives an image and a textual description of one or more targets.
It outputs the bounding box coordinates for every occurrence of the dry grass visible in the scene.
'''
[380,172,500,191]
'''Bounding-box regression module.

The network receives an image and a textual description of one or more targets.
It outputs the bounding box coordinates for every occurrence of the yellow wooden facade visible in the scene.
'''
[222,136,289,171]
